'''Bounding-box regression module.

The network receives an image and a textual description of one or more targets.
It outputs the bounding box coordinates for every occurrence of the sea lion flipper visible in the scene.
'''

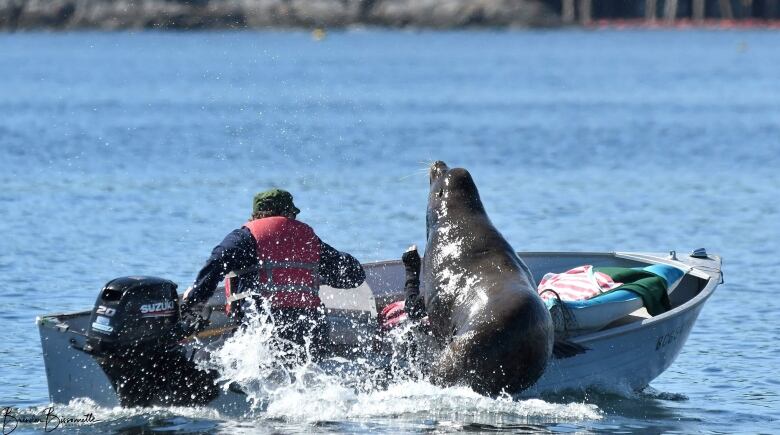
[402,245,425,320]
[402,245,421,270]
[552,339,589,359]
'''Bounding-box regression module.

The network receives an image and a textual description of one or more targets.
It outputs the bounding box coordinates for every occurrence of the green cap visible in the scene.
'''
[253,189,300,216]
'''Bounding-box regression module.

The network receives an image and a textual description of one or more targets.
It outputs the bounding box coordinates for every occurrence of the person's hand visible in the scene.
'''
[180,286,205,314]
[182,311,209,334]
[177,303,209,338]
[182,286,195,305]
[180,297,195,316]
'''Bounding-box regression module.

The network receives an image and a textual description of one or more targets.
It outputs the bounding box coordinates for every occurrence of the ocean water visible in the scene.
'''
[1,29,779,433]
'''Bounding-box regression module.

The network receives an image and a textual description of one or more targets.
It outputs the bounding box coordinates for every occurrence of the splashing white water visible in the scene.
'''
[265,379,601,424]
[191,299,601,425]
[196,299,328,407]
[9,398,223,432]
[17,304,599,433]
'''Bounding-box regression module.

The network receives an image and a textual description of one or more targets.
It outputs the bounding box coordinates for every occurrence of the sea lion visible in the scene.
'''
[416,161,554,396]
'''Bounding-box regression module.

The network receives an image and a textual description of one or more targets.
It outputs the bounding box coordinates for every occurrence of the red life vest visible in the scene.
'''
[224,217,322,312]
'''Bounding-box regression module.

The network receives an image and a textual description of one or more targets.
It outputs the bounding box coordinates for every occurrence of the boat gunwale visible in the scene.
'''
[360,250,722,344]
[38,251,722,345]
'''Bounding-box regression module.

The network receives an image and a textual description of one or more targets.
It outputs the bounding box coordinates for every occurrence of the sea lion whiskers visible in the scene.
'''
[397,160,437,182]
[398,165,433,181]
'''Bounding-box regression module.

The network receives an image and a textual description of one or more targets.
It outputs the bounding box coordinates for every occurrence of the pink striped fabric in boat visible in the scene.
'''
[537,265,623,301]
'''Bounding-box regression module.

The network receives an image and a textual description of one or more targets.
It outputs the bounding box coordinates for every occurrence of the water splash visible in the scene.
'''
[265,380,601,425]
[6,398,222,433]
[196,299,328,409]
[192,299,601,426]
[10,305,601,434]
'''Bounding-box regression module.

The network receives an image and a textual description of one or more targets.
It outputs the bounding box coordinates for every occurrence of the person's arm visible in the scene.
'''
[182,227,258,311]
[318,239,366,289]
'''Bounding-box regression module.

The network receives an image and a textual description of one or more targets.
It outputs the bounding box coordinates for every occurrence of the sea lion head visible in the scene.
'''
[427,161,486,232]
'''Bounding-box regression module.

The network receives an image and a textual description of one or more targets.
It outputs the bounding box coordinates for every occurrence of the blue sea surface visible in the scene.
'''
[1,29,779,433]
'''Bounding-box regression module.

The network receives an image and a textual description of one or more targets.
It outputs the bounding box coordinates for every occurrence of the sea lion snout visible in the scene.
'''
[429,161,449,184]
[428,162,477,197]
[427,163,482,216]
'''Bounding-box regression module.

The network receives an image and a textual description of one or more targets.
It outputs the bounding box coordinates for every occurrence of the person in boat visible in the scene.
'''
[181,188,366,355]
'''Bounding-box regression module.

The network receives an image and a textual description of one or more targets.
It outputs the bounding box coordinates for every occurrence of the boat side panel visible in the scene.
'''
[363,261,406,307]
[320,282,378,315]
[528,301,705,394]
[38,322,119,406]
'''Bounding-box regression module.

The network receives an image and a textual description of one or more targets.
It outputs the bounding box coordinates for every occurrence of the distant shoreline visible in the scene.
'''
[0,0,560,31]
[2,0,779,32]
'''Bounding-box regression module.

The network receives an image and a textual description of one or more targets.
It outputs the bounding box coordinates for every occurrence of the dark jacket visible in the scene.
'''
[183,226,365,309]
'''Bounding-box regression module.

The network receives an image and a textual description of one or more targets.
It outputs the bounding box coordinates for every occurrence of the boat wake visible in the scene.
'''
[34,384,600,433]
[20,390,600,434]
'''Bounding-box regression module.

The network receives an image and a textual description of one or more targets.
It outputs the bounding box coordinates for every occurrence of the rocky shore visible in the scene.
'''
[0,0,560,30]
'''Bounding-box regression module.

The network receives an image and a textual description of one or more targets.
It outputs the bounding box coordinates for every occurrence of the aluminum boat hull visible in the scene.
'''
[37,251,721,411]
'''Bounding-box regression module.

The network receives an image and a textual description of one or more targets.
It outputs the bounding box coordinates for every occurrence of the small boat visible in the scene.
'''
[37,250,721,411]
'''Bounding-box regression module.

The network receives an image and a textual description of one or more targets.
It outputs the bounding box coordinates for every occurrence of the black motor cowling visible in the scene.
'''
[86,276,180,353]
[83,276,219,407]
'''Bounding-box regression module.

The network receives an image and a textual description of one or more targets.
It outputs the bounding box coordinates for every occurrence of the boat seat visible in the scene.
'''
[603,306,652,329]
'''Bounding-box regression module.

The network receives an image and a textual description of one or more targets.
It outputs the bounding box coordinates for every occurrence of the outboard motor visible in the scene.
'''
[83,276,218,407]
[86,276,180,353]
